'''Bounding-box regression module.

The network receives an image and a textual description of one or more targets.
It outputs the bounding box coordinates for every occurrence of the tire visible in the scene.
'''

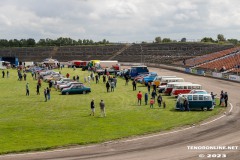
[83,91,86,94]
[66,92,69,95]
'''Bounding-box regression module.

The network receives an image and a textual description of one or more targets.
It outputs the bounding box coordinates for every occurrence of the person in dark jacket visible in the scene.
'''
[106,81,110,92]
[224,92,228,107]
[90,99,95,116]
[132,80,137,91]
[157,94,162,107]
[144,93,148,105]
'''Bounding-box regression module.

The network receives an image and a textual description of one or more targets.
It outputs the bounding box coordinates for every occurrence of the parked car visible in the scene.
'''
[61,85,91,95]
[59,82,83,91]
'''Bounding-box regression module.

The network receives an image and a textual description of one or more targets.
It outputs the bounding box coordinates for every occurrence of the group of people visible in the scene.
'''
[137,91,165,109]
[90,99,106,117]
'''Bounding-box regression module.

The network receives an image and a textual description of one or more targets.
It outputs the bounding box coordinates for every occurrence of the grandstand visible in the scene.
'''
[0,43,234,67]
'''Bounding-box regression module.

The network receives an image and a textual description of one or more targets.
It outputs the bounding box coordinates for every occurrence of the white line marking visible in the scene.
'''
[1,103,234,158]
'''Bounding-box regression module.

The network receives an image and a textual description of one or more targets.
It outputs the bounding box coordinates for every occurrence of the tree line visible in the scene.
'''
[0,37,110,48]
[154,34,239,45]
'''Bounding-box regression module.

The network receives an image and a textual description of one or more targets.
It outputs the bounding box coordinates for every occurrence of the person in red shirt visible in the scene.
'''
[66,73,70,78]
[137,91,142,105]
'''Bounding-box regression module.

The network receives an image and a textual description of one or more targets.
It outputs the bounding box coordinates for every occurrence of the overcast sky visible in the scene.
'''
[0,0,240,42]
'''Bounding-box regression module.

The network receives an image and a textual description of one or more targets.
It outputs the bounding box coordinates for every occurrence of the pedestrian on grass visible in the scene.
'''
[36,84,40,95]
[90,99,95,116]
[113,77,117,87]
[26,82,29,96]
[2,70,5,78]
[147,82,151,94]
[132,80,137,91]
[106,81,110,92]
[100,100,106,117]
[183,97,190,111]
[44,89,48,102]
[103,75,106,83]
[47,87,51,100]
[151,90,157,102]
[144,93,148,105]
[125,75,129,85]
[23,73,27,81]
[110,81,115,92]
[6,70,9,78]
[137,91,142,105]
[95,74,99,84]
[157,94,162,107]
[150,98,154,108]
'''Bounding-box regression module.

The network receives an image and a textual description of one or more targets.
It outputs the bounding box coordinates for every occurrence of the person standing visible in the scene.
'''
[110,81,115,92]
[125,75,129,85]
[113,77,117,87]
[179,95,185,111]
[147,82,151,94]
[150,98,154,108]
[26,82,29,96]
[76,75,79,82]
[95,74,99,84]
[90,99,95,116]
[219,90,224,105]
[224,92,228,107]
[106,81,110,92]
[157,94,162,107]
[137,91,142,106]
[144,93,148,105]
[151,90,157,102]
[23,73,27,81]
[132,80,137,91]
[103,75,106,83]
[2,70,5,78]
[47,87,51,100]
[6,70,9,78]
[36,84,40,95]
[44,89,48,102]
[100,100,106,117]
[210,92,217,105]
[183,97,190,111]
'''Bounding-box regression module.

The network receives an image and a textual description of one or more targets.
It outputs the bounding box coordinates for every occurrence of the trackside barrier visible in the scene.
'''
[229,75,240,82]
[197,69,205,75]
[212,72,223,78]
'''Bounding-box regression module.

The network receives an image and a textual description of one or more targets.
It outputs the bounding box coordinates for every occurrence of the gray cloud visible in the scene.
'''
[0,0,240,42]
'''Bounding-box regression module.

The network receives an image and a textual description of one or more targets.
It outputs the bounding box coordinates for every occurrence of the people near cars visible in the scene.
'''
[137,91,142,105]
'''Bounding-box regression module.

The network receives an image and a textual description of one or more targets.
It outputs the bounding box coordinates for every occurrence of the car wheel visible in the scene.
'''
[66,92,69,95]
[83,91,86,94]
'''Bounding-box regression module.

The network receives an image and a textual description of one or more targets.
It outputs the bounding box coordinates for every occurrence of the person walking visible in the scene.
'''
[100,100,106,117]
[26,82,30,96]
[132,80,137,91]
[137,91,142,106]
[44,88,48,102]
[106,81,110,92]
[125,75,129,85]
[144,93,148,105]
[110,81,115,92]
[90,99,95,116]
[36,84,40,95]
[157,94,162,107]
[150,98,154,108]
[224,92,228,107]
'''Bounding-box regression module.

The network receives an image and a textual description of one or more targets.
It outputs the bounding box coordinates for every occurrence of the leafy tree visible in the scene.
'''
[227,39,238,45]
[155,37,161,43]
[217,34,226,42]
[201,37,215,43]
[162,38,171,43]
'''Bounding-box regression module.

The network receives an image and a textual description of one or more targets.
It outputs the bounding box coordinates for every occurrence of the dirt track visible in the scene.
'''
[1,67,239,160]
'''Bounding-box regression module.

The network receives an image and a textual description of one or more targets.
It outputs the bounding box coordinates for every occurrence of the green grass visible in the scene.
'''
[0,68,225,154]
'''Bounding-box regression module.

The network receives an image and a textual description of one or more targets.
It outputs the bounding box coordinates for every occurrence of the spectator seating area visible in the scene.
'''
[196,51,240,72]
[176,46,240,67]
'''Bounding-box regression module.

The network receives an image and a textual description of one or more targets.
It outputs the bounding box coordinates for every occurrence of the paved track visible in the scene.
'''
[1,67,239,160]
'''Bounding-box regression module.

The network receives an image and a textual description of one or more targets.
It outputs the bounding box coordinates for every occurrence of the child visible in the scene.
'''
[150,98,154,108]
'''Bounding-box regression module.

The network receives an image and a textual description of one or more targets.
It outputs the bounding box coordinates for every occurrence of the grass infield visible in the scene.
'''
[0,68,224,154]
